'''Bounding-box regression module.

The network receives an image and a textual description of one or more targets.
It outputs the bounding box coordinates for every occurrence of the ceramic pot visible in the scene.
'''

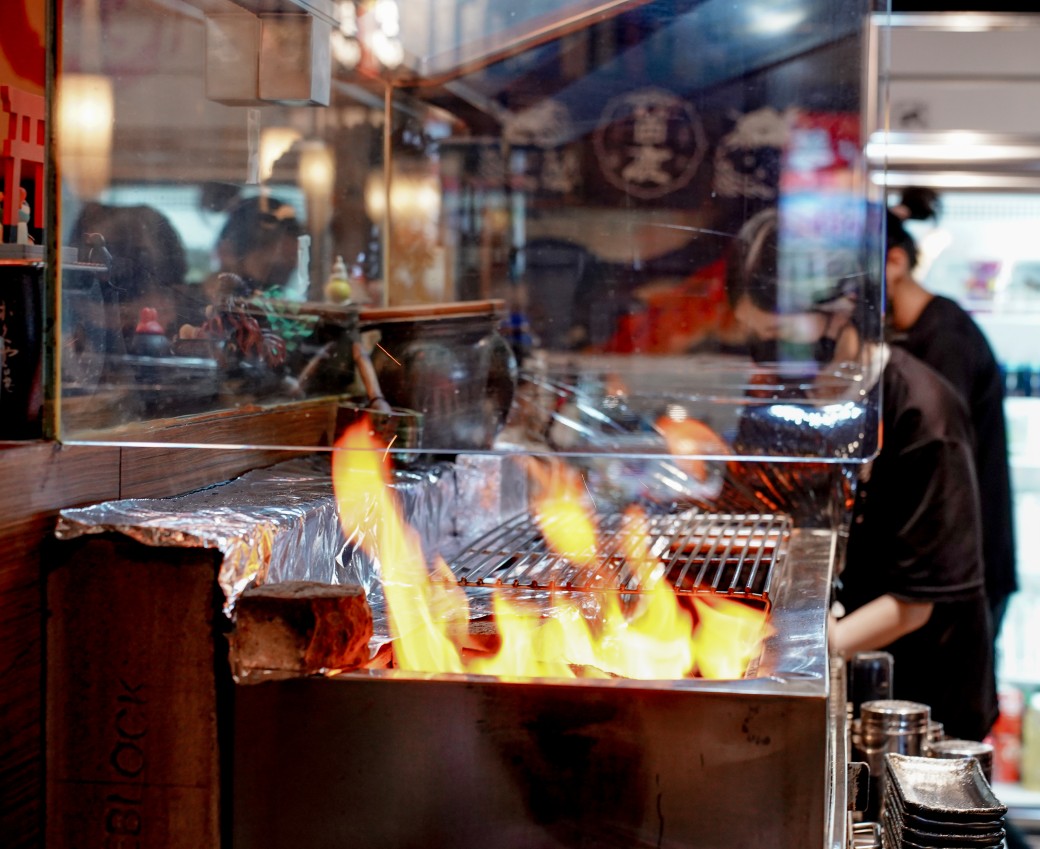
[360,300,517,452]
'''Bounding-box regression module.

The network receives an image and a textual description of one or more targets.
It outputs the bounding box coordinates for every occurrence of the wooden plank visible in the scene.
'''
[0,759,42,849]
[359,298,505,324]
[116,400,340,498]
[0,445,121,849]
[0,442,121,522]
[46,536,228,849]
[68,398,339,445]
[0,605,44,847]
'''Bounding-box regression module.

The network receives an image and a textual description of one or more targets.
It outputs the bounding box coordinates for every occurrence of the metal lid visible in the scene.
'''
[860,699,931,732]
[927,739,993,765]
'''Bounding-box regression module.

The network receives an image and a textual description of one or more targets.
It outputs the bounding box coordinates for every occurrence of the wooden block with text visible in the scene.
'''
[46,534,230,849]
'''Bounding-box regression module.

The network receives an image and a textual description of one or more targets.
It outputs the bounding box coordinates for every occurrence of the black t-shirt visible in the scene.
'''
[838,346,998,741]
[893,295,1017,602]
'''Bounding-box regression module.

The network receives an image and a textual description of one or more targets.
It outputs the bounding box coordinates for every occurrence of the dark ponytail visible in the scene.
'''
[888,187,940,271]
[896,187,941,223]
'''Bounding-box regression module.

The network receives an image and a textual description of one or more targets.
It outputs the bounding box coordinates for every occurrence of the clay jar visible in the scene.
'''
[359,300,517,452]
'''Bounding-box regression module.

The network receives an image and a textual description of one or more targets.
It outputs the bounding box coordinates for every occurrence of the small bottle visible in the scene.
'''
[324,255,351,304]
[1020,690,1040,791]
[989,685,1024,784]
[132,306,170,357]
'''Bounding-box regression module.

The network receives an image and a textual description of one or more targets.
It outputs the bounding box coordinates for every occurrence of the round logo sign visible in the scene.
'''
[593,88,706,200]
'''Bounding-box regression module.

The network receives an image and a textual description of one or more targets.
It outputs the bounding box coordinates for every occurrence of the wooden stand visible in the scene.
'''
[35,401,341,849]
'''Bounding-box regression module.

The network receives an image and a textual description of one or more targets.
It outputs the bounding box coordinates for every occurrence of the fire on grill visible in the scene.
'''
[230,446,845,849]
[329,417,778,681]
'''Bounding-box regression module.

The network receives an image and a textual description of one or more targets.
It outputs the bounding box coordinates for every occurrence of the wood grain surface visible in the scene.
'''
[0,443,120,849]
[46,537,227,849]
[0,400,339,848]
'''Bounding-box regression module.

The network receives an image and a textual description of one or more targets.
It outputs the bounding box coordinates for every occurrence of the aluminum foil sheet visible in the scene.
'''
[54,454,507,620]
[454,454,528,540]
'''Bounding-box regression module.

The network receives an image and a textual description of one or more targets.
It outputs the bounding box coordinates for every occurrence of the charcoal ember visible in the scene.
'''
[460,617,502,656]
[229,581,372,679]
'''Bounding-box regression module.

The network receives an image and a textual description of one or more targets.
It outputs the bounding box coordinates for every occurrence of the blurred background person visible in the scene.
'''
[204,193,303,303]
[727,207,997,743]
[67,201,188,344]
[887,191,1017,642]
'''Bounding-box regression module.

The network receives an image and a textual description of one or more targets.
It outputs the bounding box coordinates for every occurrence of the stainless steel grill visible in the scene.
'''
[233,527,847,849]
[448,509,791,609]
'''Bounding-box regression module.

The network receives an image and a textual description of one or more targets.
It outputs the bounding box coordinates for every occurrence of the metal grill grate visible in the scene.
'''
[447,510,791,609]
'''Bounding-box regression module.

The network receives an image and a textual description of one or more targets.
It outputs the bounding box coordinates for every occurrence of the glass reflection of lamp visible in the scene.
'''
[332,0,362,70]
[59,0,112,200]
[298,140,335,300]
[333,0,403,75]
[260,126,302,182]
[298,140,335,235]
[58,74,113,200]
[363,168,440,225]
[364,165,441,302]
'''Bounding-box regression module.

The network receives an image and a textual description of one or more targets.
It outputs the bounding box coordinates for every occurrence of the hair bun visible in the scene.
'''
[896,187,941,222]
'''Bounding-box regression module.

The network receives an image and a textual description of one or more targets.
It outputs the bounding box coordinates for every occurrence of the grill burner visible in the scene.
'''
[233,524,843,849]
[448,509,791,609]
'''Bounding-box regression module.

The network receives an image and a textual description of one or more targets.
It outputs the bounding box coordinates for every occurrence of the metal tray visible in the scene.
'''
[885,754,1007,821]
[884,788,1005,847]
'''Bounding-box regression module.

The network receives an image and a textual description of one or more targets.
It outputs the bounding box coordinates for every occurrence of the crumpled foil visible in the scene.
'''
[54,454,507,621]
[454,454,528,541]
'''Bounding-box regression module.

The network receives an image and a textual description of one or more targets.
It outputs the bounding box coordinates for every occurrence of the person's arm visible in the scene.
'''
[829,594,934,658]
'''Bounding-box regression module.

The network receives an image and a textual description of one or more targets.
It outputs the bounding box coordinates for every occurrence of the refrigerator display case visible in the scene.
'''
[901,193,1040,683]
[24,0,887,467]
[898,186,1040,832]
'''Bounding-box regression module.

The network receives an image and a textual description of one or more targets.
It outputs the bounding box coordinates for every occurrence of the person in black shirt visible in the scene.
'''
[727,208,998,742]
[839,344,998,741]
[887,201,1017,639]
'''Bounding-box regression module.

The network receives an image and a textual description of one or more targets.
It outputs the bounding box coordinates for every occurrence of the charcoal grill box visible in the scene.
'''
[231,525,848,849]
[44,452,506,849]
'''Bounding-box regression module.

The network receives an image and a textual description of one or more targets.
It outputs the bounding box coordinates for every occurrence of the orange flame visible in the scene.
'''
[332,418,768,680]
[528,459,598,569]
[692,596,772,679]
[332,421,463,673]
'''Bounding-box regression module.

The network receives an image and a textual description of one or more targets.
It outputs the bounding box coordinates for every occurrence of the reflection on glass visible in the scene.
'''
[51,0,882,459]
[57,73,113,200]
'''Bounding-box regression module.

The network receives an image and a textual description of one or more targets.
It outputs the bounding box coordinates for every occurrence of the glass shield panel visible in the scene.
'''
[53,0,885,468]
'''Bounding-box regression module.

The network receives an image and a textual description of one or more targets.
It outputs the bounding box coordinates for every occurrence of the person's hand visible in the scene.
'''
[829,594,933,658]
[827,611,844,658]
